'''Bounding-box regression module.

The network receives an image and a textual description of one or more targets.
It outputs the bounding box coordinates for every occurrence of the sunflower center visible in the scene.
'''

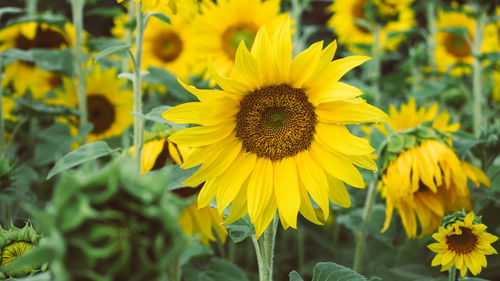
[1,241,34,266]
[152,30,183,63]
[222,23,257,60]
[236,84,317,161]
[87,94,116,135]
[444,32,471,58]
[446,226,478,255]
[14,24,68,50]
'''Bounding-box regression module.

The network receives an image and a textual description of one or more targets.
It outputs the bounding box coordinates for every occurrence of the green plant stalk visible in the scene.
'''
[472,12,485,137]
[0,56,5,150]
[26,0,38,15]
[426,0,437,73]
[353,175,378,273]
[259,215,279,281]
[371,24,382,106]
[448,267,456,281]
[297,226,305,274]
[71,0,87,143]
[122,1,135,72]
[251,235,265,281]
[133,2,146,171]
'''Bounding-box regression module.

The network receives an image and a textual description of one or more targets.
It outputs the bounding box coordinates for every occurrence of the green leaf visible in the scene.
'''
[0,48,34,64]
[369,126,386,152]
[439,27,470,38]
[87,7,124,17]
[151,12,171,24]
[47,141,120,179]
[459,278,489,281]
[290,262,367,281]
[403,134,417,149]
[94,43,132,63]
[144,67,194,102]
[387,134,405,153]
[0,7,23,20]
[416,127,438,139]
[31,48,73,76]
[183,257,250,281]
[165,165,198,189]
[226,216,254,243]
[180,242,213,267]
[139,105,173,125]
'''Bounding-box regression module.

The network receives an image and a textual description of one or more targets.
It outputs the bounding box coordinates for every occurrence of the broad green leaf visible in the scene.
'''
[403,134,417,149]
[180,241,213,267]
[31,49,73,76]
[226,215,254,243]
[94,43,132,63]
[439,27,470,38]
[387,134,405,153]
[140,105,173,125]
[151,12,171,24]
[47,141,120,179]
[183,257,250,281]
[0,48,34,64]
[165,165,198,189]
[289,271,305,281]
[290,262,367,281]
[144,67,194,102]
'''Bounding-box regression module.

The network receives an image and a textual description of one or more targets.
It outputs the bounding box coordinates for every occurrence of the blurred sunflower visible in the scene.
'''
[327,0,415,54]
[117,0,178,14]
[428,211,498,277]
[54,67,133,142]
[131,136,189,174]
[435,10,498,76]
[376,99,490,238]
[0,224,41,278]
[193,0,288,78]
[2,96,16,121]
[163,18,387,236]
[0,22,74,99]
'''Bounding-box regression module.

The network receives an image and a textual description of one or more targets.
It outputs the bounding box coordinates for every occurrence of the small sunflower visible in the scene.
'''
[377,99,490,238]
[0,224,42,278]
[327,0,415,54]
[0,22,73,99]
[193,0,288,78]
[435,10,498,76]
[55,67,133,142]
[141,3,201,81]
[428,211,498,277]
[163,18,387,236]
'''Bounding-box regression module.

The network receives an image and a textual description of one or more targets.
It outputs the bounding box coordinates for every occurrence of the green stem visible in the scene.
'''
[448,266,456,281]
[259,215,278,281]
[133,2,146,172]
[251,235,265,281]
[353,174,378,273]
[472,12,485,137]
[426,0,437,74]
[297,226,305,274]
[122,0,135,72]
[26,0,38,15]
[71,0,87,143]
[371,24,382,106]
[0,56,5,150]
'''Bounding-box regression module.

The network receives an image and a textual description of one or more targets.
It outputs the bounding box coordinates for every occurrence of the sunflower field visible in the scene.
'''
[0,0,500,280]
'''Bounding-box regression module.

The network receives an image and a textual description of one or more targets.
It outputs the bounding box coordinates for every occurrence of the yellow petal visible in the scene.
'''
[251,24,275,85]
[247,158,274,221]
[326,175,351,208]
[308,82,363,106]
[315,122,374,155]
[291,41,323,88]
[297,182,323,225]
[254,198,277,238]
[272,16,292,83]
[162,98,238,126]
[234,41,261,90]
[316,98,388,124]
[168,122,235,147]
[274,157,300,229]
[225,181,249,225]
[198,176,221,208]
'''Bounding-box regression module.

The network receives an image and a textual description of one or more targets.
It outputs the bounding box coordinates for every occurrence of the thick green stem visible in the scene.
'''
[472,12,484,137]
[353,175,378,273]
[122,1,135,72]
[26,0,38,15]
[426,0,437,74]
[251,235,265,281]
[133,2,146,171]
[371,25,382,106]
[71,0,87,143]
[259,215,278,281]
[448,267,456,281]
[0,56,5,150]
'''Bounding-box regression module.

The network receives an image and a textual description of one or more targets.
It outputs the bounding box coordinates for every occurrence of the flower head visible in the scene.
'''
[428,211,498,277]
[163,18,387,236]
[0,224,42,278]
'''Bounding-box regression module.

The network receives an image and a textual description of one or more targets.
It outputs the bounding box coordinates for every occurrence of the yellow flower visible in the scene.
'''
[2,96,16,121]
[131,137,190,174]
[377,100,490,238]
[435,10,499,76]
[327,0,415,54]
[0,22,74,99]
[178,199,228,246]
[192,0,288,79]
[162,18,387,237]
[53,67,133,142]
[117,0,178,14]
[428,212,498,277]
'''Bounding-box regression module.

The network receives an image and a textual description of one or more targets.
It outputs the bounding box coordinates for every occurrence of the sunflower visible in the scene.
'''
[327,0,415,54]
[192,0,288,79]
[131,136,190,173]
[0,22,74,99]
[435,10,498,76]
[428,211,498,277]
[0,224,41,278]
[377,99,490,238]
[117,0,178,14]
[141,2,201,81]
[162,18,387,236]
[54,67,133,142]
[2,96,16,121]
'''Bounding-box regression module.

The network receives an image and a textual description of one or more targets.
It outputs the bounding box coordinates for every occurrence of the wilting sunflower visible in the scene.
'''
[163,18,387,236]
[0,22,74,99]
[193,0,288,78]
[55,67,133,142]
[141,2,201,81]
[327,0,415,54]
[428,211,498,277]
[376,99,490,238]
[0,224,42,278]
[435,10,498,76]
